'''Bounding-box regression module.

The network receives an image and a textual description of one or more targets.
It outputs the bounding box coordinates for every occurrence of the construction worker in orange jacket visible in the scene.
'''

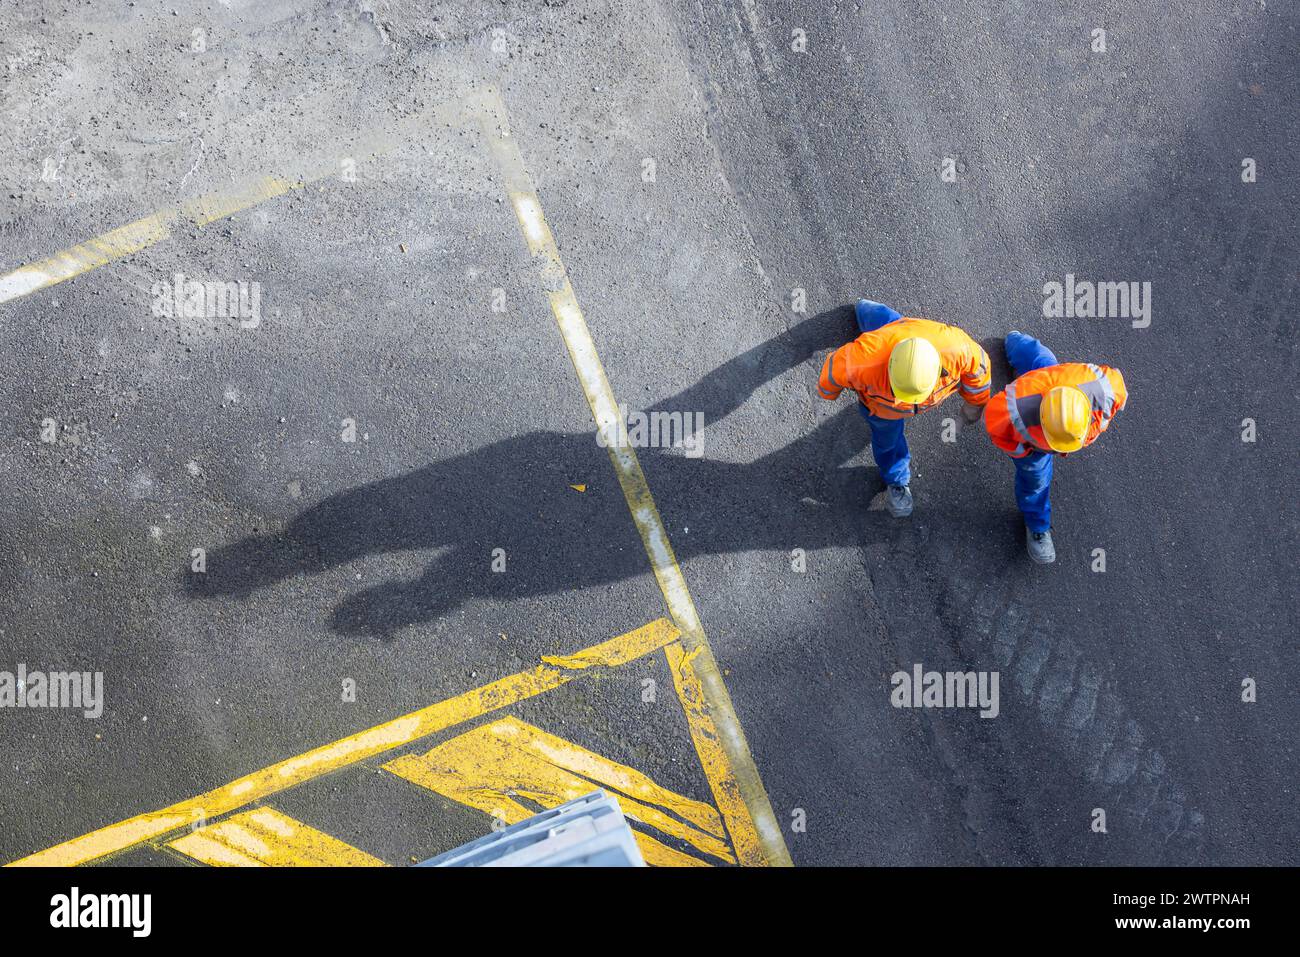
[818,299,991,516]
[984,331,1128,563]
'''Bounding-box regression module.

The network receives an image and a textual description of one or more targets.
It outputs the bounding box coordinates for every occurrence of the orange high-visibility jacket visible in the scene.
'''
[984,362,1128,458]
[817,317,991,419]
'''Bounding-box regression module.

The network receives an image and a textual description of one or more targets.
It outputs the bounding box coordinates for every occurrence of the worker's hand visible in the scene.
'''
[961,401,984,425]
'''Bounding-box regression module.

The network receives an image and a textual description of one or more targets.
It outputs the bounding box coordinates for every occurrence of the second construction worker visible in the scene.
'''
[817,299,991,517]
[983,331,1128,563]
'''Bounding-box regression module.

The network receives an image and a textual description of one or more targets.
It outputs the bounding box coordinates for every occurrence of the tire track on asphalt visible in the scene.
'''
[863,513,1207,864]
[928,520,1206,864]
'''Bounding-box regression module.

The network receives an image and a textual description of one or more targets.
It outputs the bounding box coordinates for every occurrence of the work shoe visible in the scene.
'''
[885,484,913,518]
[1026,527,1056,564]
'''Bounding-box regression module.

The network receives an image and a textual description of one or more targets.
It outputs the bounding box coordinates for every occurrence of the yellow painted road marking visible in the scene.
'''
[665,641,764,867]
[474,88,792,867]
[168,808,385,867]
[0,94,474,304]
[385,716,734,866]
[0,176,318,304]
[6,619,680,867]
[633,834,711,867]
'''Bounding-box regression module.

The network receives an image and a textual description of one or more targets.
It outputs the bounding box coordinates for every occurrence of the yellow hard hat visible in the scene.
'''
[1040,386,1090,452]
[887,337,941,404]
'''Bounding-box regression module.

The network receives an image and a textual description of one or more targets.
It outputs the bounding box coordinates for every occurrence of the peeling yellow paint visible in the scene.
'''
[386,716,734,865]
[169,808,385,867]
[666,641,765,866]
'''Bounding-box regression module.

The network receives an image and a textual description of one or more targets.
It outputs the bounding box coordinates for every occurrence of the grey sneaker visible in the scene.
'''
[886,484,913,518]
[1026,527,1055,564]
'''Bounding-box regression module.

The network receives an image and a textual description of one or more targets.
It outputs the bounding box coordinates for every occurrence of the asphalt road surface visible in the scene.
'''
[0,0,1295,867]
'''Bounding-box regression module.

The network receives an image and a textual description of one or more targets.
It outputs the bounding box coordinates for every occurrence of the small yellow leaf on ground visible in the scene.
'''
[569,484,587,492]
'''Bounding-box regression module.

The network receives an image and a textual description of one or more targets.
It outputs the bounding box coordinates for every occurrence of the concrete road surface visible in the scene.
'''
[0,0,1294,867]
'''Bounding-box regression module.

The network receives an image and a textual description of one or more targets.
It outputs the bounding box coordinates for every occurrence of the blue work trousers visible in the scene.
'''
[1004,331,1059,532]
[853,300,911,486]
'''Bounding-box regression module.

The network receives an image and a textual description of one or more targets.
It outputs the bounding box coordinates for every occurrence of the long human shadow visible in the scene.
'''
[188,303,922,638]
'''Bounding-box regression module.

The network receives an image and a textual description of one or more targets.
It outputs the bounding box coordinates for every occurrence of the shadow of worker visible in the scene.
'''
[187,304,887,638]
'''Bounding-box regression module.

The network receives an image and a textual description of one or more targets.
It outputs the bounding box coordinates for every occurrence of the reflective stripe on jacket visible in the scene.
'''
[984,362,1128,457]
[816,317,992,419]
